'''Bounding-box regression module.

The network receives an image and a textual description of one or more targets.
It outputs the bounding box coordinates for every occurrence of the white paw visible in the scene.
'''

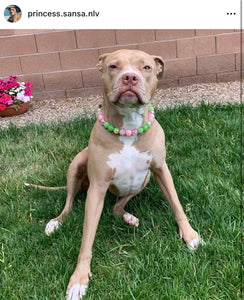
[187,237,205,251]
[45,220,61,236]
[66,284,88,300]
[123,213,139,227]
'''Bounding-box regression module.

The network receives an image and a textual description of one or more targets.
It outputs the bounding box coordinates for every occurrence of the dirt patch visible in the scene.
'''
[0,81,241,130]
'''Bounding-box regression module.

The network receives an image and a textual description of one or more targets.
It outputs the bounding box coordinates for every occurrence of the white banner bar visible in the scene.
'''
[0,0,241,29]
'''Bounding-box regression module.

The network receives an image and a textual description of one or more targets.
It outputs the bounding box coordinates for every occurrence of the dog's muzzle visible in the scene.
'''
[112,71,146,105]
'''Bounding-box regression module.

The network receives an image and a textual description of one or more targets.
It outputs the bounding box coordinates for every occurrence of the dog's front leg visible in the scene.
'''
[153,162,204,250]
[66,182,108,299]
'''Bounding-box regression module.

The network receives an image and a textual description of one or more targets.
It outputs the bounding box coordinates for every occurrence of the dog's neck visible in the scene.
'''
[102,100,149,130]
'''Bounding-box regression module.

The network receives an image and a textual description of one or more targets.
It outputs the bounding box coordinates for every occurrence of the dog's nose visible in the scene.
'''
[122,73,139,86]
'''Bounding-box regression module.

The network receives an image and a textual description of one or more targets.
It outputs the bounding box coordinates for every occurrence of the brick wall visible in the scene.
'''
[0,29,242,100]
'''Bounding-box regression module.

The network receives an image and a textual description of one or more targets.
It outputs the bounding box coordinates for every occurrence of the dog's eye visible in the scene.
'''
[143,65,151,70]
[109,65,117,70]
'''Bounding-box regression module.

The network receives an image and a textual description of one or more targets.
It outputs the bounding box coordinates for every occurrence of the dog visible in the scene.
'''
[27,49,204,299]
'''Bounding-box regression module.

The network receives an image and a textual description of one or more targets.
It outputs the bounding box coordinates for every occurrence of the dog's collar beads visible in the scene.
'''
[97,103,155,136]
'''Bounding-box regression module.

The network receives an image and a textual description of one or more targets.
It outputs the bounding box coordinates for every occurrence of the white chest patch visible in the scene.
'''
[107,145,152,196]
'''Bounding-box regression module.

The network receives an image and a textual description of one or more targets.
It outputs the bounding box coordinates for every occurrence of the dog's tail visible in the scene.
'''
[24,183,67,190]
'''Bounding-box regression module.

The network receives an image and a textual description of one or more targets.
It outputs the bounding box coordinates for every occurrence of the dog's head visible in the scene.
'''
[97,49,164,106]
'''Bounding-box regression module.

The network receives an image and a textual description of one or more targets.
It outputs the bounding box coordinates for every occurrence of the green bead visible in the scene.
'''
[138,127,144,134]
[108,124,114,132]
[146,121,152,127]
[143,124,148,131]
[104,122,109,128]
[113,128,119,134]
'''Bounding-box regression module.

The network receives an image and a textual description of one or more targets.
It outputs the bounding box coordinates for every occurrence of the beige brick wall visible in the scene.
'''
[0,29,242,100]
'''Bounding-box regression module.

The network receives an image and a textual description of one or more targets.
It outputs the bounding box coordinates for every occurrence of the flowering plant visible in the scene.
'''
[0,75,34,111]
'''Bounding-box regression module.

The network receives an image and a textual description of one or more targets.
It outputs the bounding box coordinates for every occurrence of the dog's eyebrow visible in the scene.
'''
[106,59,121,67]
[140,58,153,65]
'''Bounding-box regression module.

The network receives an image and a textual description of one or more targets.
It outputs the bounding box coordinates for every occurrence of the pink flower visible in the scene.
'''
[24,88,32,96]
[7,75,18,82]
[26,82,34,88]
[0,94,12,105]
[7,99,13,105]
[0,104,6,111]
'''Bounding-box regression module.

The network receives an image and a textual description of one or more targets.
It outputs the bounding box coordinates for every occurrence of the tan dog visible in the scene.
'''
[39,49,203,299]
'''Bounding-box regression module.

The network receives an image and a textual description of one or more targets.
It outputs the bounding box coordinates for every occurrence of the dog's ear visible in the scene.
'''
[153,56,164,79]
[96,53,109,72]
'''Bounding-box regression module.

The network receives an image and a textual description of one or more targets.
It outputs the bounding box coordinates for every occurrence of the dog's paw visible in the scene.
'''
[123,212,139,227]
[66,284,88,300]
[187,237,205,251]
[179,223,205,251]
[45,220,61,236]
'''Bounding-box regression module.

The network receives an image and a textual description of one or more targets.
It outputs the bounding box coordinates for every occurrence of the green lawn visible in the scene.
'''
[0,103,241,299]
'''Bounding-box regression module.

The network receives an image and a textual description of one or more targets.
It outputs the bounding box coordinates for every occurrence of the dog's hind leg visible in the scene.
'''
[45,148,89,236]
[112,171,151,228]
[113,194,140,227]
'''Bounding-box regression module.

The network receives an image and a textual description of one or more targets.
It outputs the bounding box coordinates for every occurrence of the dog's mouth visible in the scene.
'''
[116,88,145,105]
[121,90,137,97]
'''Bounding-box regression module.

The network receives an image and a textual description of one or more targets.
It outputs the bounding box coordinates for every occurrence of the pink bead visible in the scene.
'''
[100,119,105,125]
[149,117,154,123]
[125,130,132,136]
[132,129,138,136]
[120,128,126,136]
[97,111,103,117]
[98,114,104,121]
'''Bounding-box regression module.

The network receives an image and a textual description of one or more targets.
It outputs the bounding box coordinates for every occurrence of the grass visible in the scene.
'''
[0,103,241,300]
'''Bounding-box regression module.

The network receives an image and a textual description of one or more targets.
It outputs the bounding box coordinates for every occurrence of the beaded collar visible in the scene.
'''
[97,103,155,136]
